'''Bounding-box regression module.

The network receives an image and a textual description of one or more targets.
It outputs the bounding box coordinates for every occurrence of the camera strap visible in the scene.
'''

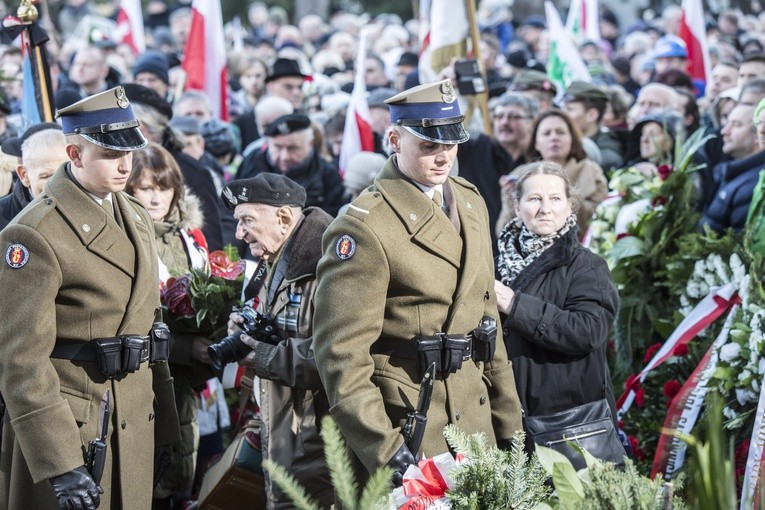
[243,259,268,303]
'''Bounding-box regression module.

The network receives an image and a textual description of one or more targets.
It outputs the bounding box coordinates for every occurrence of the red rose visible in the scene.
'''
[635,388,645,407]
[643,342,663,364]
[625,373,639,390]
[628,435,647,460]
[161,275,195,316]
[736,439,751,464]
[663,380,682,400]
[209,250,245,280]
[673,344,689,357]
[657,164,673,181]
[652,196,668,207]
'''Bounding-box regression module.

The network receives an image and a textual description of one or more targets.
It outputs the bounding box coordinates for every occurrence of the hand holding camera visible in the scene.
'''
[208,305,280,370]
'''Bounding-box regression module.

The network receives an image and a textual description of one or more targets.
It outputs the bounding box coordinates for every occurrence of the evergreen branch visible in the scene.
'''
[262,459,320,510]
[319,415,359,509]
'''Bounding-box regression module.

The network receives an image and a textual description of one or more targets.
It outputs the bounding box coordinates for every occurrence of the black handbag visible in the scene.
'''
[524,398,625,471]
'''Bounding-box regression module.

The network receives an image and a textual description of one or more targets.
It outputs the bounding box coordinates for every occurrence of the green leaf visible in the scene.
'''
[534,445,573,476]
[609,236,646,262]
[262,459,320,510]
[320,415,359,508]
[551,462,585,502]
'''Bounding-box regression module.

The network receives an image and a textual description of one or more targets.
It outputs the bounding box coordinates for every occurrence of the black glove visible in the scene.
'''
[387,443,416,487]
[49,466,102,510]
[153,445,172,488]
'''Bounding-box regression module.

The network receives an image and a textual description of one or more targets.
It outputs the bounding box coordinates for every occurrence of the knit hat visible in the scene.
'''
[344,151,386,195]
[201,119,241,158]
[132,51,170,85]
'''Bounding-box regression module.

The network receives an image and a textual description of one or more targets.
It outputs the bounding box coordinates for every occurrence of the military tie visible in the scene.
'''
[101,198,114,220]
[433,189,445,211]
[433,189,459,231]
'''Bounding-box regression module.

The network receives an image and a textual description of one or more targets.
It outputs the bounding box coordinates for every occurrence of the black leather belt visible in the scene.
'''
[370,336,473,362]
[51,336,151,363]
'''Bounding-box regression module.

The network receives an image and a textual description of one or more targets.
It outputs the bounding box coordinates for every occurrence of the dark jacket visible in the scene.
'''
[591,128,624,173]
[236,148,347,217]
[700,149,765,234]
[500,228,619,421]
[0,180,32,230]
[457,133,516,254]
[171,150,224,251]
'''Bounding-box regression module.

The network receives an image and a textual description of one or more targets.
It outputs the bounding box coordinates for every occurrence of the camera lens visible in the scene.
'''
[207,333,253,371]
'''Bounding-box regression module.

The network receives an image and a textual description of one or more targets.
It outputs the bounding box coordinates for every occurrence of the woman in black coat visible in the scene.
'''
[494,161,621,466]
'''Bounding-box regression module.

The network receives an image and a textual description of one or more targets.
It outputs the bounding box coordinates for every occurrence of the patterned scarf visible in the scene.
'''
[497,213,577,287]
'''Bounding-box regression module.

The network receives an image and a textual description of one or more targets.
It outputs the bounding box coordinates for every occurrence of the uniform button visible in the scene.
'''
[121,420,127,429]
[261,388,266,394]
[45,199,52,205]
[455,413,461,421]
[539,324,547,331]
[149,413,155,421]
[480,396,486,405]
[82,224,91,232]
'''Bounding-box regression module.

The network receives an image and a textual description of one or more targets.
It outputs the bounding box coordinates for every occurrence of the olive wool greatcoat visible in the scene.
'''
[0,164,180,510]
[313,158,523,478]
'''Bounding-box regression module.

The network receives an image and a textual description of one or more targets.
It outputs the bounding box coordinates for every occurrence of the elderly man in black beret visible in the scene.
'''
[221,173,334,509]
[235,113,347,216]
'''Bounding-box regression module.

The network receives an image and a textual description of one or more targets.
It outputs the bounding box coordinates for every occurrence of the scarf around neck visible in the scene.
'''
[497,213,577,287]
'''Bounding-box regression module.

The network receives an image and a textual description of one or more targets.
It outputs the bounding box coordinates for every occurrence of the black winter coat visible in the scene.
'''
[0,180,32,230]
[499,228,619,421]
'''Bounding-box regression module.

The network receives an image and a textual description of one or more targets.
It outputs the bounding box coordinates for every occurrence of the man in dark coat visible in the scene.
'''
[235,114,347,217]
[0,124,67,230]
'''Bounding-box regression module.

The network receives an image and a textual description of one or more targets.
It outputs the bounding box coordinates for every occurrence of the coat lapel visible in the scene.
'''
[47,166,136,277]
[114,192,159,333]
[444,181,484,331]
[375,161,463,268]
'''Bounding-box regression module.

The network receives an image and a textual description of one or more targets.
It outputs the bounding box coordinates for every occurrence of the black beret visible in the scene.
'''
[222,173,307,210]
[121,83,174,120]
[263,114,312,137]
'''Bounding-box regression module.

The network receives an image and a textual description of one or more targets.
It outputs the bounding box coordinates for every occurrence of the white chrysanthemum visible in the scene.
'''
[723,406,738,420]
[712,254,731,284]
[720,342,742,362]
[730,254,746,286]
[736,388,755,405]
[737,369,752,383]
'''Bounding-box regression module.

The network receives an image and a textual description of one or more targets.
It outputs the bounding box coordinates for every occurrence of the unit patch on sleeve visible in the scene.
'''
[5,243,30,269]
[335,235,356,260]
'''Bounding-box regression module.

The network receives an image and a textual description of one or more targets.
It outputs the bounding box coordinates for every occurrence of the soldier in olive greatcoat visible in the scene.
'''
[313,80,524,485]
[0,87,179,510]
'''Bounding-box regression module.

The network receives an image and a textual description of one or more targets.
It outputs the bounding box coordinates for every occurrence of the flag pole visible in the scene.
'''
[463,0,493,137]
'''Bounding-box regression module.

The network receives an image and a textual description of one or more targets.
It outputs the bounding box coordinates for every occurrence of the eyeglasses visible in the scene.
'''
[493,113,531,121]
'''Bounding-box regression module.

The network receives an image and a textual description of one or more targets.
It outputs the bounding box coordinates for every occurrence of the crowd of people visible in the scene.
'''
[1,0,765,509]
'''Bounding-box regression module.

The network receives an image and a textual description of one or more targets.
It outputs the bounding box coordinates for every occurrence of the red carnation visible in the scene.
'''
[209,250,245,280]
[657,164,673,181]
[663,380,682,401]
[625,373,639,390]
[673,344,689,357]
[635,388,645,407]
[643,342,663,364]
[161,275,194,316]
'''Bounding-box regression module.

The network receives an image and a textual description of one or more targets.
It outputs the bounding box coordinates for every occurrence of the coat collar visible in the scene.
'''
[508,228,579,294]
[45,164,152,279]
[375,158,465,268]
[284,207,333,282]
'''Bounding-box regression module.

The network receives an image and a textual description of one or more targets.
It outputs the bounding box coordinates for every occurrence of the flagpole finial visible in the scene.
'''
[17,0,38,23]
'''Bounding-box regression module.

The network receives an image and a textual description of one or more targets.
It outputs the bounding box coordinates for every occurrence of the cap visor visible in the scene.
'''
[82,127,148,151]
[404,124,469,144]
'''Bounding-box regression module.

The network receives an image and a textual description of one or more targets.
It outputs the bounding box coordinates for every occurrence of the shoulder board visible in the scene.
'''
[10,196,57,228]
[345,189,383,221]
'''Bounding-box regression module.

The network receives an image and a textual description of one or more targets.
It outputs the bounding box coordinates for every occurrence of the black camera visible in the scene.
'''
[208,305,279,370]
[454,59,486,95]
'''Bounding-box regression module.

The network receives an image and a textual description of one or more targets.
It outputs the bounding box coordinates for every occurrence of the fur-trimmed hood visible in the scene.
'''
[178,187,204,231]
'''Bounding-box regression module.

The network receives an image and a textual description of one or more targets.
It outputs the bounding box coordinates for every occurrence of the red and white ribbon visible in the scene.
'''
[394,453,464,510]
[618,283,738,417]
[651,305,738,479]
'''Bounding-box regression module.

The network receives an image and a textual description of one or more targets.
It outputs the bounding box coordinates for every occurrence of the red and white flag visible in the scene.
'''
[679,0,712,87]
[338,28,374,176]
[182,0,229,120]
[115,0,145,55]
